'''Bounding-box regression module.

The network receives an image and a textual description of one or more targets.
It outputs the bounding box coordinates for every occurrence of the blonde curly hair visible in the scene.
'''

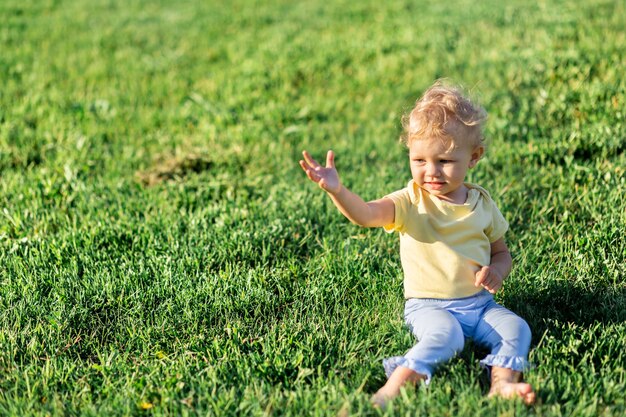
[401,80,487,150]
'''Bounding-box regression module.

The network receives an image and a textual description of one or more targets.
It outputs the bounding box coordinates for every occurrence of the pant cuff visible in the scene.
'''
[382,356,433,385]
[479,354,532,372]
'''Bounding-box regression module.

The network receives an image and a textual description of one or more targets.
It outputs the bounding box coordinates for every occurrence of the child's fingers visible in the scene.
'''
[302,150,321,169]
[306,170,321,183]
[476,267,500,292]
[299,159,313,172]
[299,160,311,175]
[326,150,335,168]
[474,266,489,287]
[482,273,495,288]
[486,281,501,294]
[299,160,320,183]
[483,274,504,294]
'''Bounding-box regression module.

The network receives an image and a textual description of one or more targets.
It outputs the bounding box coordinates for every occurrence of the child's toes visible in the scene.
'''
[490,382,536,405]
[518,385,536,405]
[370,392,390,410]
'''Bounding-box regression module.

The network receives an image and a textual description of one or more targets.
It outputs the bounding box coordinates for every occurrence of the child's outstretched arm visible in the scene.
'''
[299,150,394,228]
[474,238,513,294]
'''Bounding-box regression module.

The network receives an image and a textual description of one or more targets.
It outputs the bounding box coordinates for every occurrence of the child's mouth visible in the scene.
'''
[425,182,446,190]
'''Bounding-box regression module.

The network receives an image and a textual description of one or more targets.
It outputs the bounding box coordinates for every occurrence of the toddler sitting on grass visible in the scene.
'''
[299,81,535,408]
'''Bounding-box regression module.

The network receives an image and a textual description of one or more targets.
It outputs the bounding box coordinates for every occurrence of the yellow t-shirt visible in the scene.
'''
[384,181,509,299]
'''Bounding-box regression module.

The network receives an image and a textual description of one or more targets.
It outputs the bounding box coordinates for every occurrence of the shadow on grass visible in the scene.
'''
[501,278,626,339]
[496,278,626,407]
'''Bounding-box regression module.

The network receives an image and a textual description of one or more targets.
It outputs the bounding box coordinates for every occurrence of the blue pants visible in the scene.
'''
[383,290,532,384]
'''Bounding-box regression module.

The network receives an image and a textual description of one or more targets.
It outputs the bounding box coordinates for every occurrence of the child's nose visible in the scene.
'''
[426,163,439,177]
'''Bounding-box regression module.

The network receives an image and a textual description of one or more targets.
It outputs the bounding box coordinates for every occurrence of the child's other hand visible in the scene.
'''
[474,266,503,294]
[299,150,341,194]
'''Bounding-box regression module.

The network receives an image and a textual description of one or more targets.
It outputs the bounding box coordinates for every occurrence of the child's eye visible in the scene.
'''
[413,159,425,163]
[440,159,453,164]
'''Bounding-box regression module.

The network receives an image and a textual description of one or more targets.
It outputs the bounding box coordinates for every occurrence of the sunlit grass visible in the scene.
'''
[0,0,625,415]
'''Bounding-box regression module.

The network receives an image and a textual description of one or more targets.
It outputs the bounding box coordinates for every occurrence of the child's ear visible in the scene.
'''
[468,146,484,168]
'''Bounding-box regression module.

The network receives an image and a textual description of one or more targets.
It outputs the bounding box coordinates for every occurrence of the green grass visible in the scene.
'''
[1,0,625,415]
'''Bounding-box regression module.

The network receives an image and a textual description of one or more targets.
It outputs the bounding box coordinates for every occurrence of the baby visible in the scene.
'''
[299,81,535,407]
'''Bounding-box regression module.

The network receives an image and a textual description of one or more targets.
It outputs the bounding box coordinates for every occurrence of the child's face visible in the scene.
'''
[409,136,483,203]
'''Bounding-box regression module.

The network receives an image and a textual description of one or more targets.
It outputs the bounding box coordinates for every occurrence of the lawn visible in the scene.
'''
[1,0,625,415]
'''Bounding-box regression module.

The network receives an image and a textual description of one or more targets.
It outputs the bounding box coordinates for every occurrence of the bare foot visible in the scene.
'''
[371,366,425,409]
[370,389,394,410]
[489,367,536,405]
[489,381,536,405]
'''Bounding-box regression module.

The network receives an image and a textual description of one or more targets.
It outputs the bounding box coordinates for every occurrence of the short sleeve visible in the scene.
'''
[382,187,413,233]
[484,199,509,242]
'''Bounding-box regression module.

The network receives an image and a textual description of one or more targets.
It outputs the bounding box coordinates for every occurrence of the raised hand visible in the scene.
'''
[299,150,341,194]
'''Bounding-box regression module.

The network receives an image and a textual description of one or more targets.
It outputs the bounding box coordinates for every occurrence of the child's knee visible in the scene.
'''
[450,330,466,354]
[517,318,532,346]
[501,316,532,350]
[430,326,465,355]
